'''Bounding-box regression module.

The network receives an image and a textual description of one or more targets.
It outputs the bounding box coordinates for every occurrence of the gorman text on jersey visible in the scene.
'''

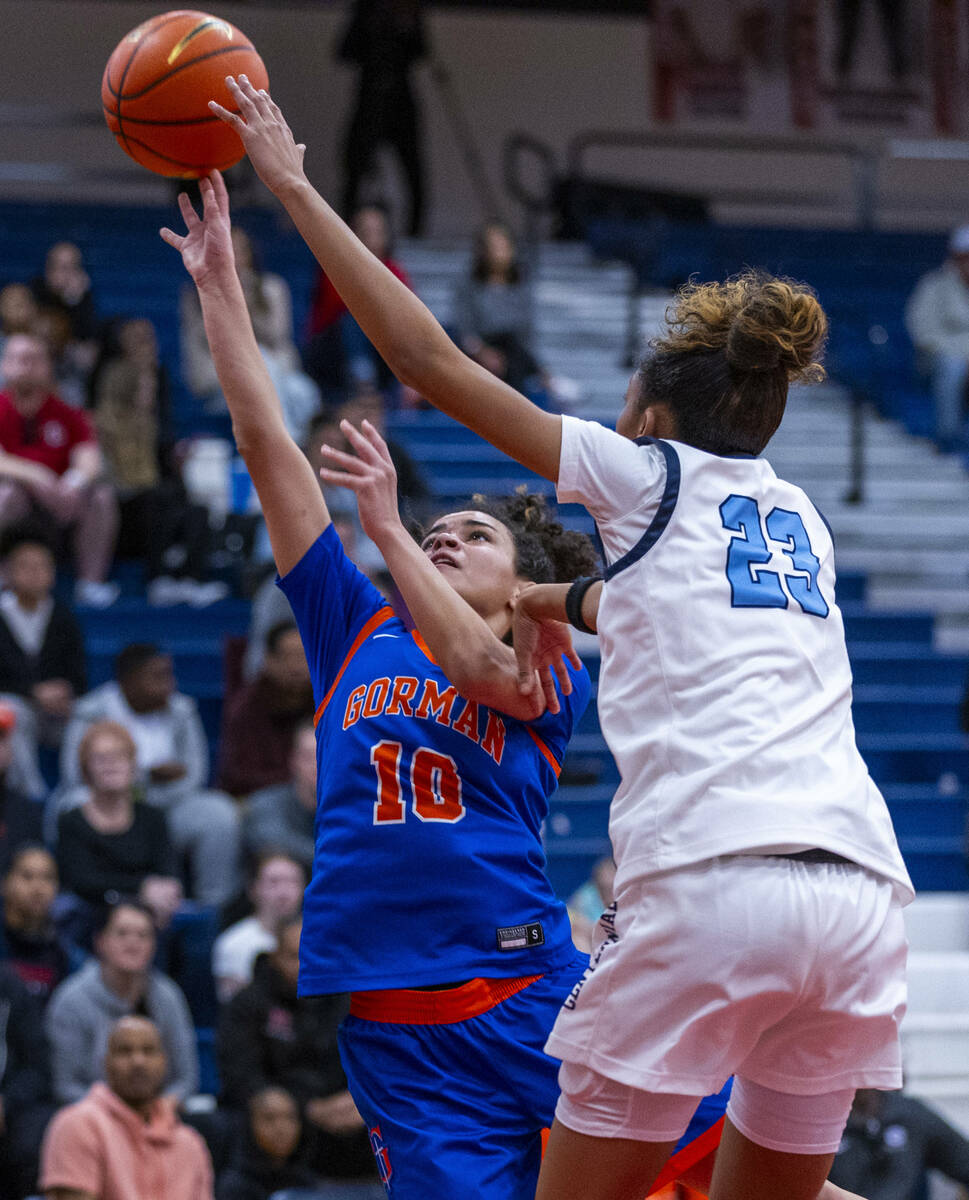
[342,675,507,767]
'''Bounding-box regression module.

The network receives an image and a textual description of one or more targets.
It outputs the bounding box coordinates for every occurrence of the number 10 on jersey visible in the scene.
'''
[371,740,466,824]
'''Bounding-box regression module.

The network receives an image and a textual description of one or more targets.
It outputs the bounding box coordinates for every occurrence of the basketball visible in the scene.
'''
[101,10,269,178]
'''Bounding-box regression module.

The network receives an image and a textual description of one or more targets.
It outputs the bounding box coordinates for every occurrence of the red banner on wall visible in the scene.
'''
[650,0,967,136]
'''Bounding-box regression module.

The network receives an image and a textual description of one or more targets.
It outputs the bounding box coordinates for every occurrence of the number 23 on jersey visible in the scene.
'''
[720,494,829,617]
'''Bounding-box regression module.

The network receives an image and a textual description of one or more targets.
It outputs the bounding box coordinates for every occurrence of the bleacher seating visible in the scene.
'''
[583,218,949,442]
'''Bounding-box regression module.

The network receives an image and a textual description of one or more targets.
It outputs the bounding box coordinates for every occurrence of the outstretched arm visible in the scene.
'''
[210,75,563,482]
[321,419,569,720]
[160,172,328,575]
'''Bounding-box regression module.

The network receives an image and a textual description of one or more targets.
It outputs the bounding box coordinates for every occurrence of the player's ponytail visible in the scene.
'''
[639,271,827,455]
[725,277,827,379]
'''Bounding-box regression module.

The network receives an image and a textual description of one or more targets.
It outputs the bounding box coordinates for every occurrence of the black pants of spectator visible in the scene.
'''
[0,1102,56,1200]
[342,78,425,237]
[483,330,542,394]
[117,480,210,581]
[309,1123,380,1184]
[302,322,398,404]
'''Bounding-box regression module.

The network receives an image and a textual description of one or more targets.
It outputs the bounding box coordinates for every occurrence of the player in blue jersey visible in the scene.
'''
[205,76,886,1200]
[161,169,603,1198]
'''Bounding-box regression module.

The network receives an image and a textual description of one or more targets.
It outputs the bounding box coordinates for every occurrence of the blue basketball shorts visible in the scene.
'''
[339,955,587,1199]
[338,953,730,1198]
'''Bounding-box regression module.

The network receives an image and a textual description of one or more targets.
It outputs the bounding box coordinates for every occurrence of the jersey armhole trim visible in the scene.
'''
[603,439,681,582]
[411,629,437,664]
[526,727,562,777]
[313,606,395,726]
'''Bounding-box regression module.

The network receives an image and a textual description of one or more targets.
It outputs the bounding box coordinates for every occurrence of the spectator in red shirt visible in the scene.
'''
[0,333,119,607]
[217,621,315,800]
[303,202,416,404]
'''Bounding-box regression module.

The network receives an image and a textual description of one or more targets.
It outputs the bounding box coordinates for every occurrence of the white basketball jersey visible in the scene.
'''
[557,416,913,902]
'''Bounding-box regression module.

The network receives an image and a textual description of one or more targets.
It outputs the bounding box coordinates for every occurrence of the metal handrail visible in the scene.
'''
[566,127,878,227]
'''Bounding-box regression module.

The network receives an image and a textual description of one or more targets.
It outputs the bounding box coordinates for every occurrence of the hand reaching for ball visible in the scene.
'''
[209,75,307,195]
[159,171,235,288]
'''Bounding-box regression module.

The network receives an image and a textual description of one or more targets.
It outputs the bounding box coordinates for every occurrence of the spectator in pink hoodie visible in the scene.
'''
[40,1014,213,1200]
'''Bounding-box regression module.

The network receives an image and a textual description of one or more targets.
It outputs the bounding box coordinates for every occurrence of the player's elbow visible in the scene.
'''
[393,326,460,393]
[232,417,290,463]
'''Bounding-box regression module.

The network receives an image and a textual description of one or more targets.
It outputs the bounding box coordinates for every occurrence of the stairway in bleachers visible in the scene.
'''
[902,894,969,1137]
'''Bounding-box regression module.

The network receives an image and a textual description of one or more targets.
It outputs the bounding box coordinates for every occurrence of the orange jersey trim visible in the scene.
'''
[527,727,562,777]
[411,629,437,664]
[350,974,542,1024]
[314,606,395,727]
[648,1115,724,1193]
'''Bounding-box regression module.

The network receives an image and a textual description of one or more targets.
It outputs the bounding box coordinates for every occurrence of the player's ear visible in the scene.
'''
[639,402,674,439]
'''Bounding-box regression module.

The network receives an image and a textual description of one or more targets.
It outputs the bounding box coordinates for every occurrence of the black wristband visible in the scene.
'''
[565,576,600,634]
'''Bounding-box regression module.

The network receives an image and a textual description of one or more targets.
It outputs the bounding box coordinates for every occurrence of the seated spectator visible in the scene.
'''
[566,855,616,954]
[217,622,314,800]
[40,1014,213,1200]
[243,724,317,872]
[0,845,82,1010]
[218,917,377,1186]
[906,224,969,453]
[0,522,86,747]
[0,703,45,871]
[0,333,119,608]
[35,304,88,411]
[30,241,101,381]
[216,1086,323,1200]
[828,1086,969,1197]
[214,851,305,1004]
[568,859,614,950]
[56,721,183,941]
[303,203,415,404]
[0,961,54,1200]
[451,221,544,394]
[60,644,240,907]
[181,228,319,440]
[45,900,198,1105]
[95,318,228,608]
[31,241,101,410]
[242,569,298,682]
[0,282,39,358]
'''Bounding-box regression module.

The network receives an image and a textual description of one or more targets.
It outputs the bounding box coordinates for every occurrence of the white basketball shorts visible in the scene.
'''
[546,853,908,1098]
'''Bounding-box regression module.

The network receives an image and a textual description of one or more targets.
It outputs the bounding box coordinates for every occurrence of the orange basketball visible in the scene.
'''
[101,10,269,178]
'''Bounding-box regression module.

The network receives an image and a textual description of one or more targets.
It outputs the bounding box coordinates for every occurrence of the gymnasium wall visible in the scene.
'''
[0,1,966,234]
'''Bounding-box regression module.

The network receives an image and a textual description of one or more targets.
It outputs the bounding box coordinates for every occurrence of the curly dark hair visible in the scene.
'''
[637,270,828,456]
[424,488,600,584]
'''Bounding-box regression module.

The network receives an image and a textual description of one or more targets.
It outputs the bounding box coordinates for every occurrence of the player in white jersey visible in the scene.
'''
[209,77,905,1200]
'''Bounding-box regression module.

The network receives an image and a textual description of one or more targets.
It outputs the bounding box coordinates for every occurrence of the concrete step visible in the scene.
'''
[901,1019,969,1078]
[904,894,969,953]
[906,952,969,1013]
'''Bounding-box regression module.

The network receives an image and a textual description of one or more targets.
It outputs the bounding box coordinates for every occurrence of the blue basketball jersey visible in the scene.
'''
[278,526,590,995]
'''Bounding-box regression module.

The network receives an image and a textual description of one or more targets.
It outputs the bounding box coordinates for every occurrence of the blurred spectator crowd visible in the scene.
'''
[0,196,577,1197]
